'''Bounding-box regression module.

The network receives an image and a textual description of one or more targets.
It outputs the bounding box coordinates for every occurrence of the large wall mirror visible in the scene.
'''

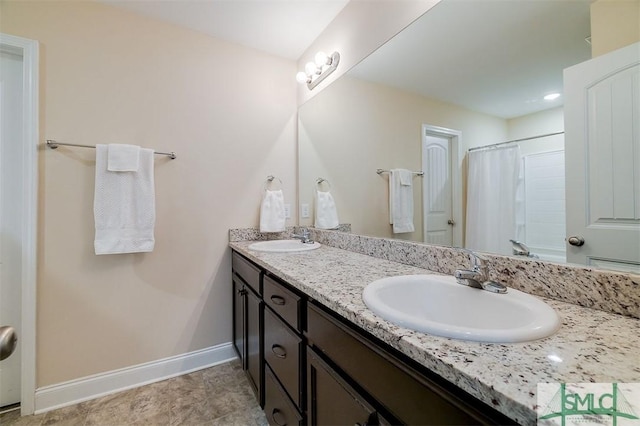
[298,0,616,267]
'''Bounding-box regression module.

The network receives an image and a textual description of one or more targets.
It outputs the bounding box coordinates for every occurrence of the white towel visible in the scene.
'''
[94,144,155,255]
[389,169,415,234]
[315,190,339,229]
[260,190,286,232]
[107,144,140,172]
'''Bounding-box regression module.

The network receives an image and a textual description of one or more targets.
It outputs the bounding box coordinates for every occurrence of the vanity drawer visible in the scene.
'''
[264,307,303,408]
[264,274,302,332]
[232,252,261,294]
[306,302,512,425]
[264,364,303,426]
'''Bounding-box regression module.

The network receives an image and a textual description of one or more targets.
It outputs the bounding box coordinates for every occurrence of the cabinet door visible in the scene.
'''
[246,287,263,405]
[307,348,383,426]
[232,277,246,368]
[265,365,303,426]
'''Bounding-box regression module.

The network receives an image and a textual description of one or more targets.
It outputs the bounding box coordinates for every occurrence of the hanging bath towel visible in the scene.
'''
[260,189,286,232]
[389,169,415,233]
[315,190,339,229]
[94,144,156,255]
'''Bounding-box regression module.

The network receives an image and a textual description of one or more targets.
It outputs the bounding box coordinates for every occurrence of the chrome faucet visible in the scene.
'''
[509,239,539,259]
[292,228,314,244]
[454,249,507,294]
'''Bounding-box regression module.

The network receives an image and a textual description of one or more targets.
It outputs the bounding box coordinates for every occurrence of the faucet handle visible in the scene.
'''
[469,251,487,271]
[457,248,487,271]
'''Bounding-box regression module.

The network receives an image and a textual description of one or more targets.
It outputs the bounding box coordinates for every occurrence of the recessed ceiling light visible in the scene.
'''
[544,93,561,101]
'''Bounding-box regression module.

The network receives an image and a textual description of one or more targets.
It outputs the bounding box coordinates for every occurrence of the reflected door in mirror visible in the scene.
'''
[564,42,640,272]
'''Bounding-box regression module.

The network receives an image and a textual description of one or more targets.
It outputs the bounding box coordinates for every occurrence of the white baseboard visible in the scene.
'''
[34,342,237,414]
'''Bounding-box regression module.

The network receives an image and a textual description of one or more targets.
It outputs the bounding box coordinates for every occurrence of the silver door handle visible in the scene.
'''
[567,236,585,247]
[447,219,455,226]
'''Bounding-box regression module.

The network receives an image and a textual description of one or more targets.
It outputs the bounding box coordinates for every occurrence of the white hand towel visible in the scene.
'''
[94,144,155,254]
[315,190,339,229]
[107,143,140,172]
[389,169,415,234]
[260,189,286,233]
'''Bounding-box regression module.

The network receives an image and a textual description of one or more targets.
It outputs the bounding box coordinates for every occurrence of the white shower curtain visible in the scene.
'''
[465,145,521,255]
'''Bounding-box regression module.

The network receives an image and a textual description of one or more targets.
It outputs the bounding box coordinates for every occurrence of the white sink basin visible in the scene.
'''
[248,239,321,253]
[362,274,560,343]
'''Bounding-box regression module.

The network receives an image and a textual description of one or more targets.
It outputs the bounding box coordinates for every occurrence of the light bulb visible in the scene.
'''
[296,71,309,84]
[544,93,561,101]
[305,61,319,75]
[315,51,329,67]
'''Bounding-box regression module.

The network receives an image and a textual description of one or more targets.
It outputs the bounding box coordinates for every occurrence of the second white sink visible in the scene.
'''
[248,239,321,253]
[363,274,560,343]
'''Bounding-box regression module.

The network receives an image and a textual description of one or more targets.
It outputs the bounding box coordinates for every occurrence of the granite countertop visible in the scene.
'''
[229,241,640,425]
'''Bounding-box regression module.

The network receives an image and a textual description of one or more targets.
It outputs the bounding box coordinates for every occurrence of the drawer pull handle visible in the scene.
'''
[270,295,286,305]
[271,344,287,359]
[272,408,287,426]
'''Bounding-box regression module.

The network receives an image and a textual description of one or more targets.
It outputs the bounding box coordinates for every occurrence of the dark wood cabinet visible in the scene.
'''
[231,253,263,405]
[307,347,387,426]
[306,302,516,425]
[265,365,304,426]
[232,276,245,368]
[262,273,306,422]
[231,249,516,426]
[246,287,262,401]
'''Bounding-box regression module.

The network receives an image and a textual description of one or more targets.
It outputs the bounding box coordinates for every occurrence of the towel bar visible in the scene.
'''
[376,168,423,176]
[46,140,176,159]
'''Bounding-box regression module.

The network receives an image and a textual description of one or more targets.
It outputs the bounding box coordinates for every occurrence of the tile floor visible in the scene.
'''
[0,360,268,426]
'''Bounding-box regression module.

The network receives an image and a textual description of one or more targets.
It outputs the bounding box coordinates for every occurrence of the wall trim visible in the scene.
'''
[34,343,237,414]
[0,32,39,416]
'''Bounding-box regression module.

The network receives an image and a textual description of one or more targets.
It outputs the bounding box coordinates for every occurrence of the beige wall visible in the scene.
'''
[298,76,506,241]
[507,107,565,156]
[591,0,640,57]
[2,0,297,387]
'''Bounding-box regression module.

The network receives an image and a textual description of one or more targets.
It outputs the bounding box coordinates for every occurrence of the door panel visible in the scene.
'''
[564,42,640,270]
[423,134,453,246]
[0,48,23,408]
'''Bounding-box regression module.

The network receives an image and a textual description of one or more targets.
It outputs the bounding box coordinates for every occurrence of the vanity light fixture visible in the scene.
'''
[296,51,340,90]
[544,93,561,101]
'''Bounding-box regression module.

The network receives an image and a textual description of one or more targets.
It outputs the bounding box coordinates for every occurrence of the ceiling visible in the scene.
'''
[349,0,594,119]
[101,0,349,60]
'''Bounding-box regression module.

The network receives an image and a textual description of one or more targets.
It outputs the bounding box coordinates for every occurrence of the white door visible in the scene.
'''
[564,42,640,272]
[422,125,462,246]
[0,47,23,408]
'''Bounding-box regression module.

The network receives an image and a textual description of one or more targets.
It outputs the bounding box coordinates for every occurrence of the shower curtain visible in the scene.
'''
[465,145,521,255]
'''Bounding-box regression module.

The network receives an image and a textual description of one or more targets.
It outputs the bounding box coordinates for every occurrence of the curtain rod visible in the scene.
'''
[46,140,177,159]
[468,131,564,152]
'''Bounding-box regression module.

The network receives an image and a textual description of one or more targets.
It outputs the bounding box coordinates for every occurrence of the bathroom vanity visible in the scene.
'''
[232,251,514,425]
[230,231,640,425]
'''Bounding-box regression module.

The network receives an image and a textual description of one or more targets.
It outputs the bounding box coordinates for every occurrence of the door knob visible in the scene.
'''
[0,326,18,361]
[567,236,585,247]
[447,219,456,226]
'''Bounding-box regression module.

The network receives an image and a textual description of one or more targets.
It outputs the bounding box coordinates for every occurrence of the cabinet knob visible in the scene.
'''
[270,295,286,305]
[271,344,287,359]
[567,236,585,247]
[272,408,287,426]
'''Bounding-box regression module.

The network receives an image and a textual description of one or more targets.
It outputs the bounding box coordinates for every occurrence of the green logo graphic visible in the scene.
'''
[539,383,640,426]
